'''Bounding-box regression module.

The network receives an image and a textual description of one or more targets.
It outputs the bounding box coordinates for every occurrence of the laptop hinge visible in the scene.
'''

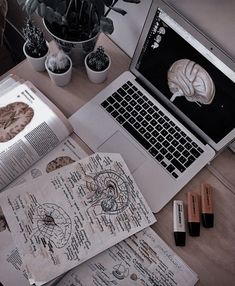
[135,77,207,145]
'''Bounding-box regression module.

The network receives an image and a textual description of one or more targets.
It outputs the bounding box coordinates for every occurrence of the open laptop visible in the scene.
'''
[70,0,235,212]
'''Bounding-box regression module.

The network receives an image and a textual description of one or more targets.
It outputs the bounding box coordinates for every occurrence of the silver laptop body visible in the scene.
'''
[70,0,235,212]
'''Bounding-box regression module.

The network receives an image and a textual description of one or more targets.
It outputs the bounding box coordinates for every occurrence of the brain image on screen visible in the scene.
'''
[167,59,215,104]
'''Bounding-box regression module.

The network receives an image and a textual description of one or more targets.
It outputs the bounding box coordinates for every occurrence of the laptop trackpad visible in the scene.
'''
[97,131,146,173]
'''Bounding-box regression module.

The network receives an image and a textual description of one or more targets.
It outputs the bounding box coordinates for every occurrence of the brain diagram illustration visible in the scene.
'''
[167,59,215,105]
[46,156,75,173]
[85,170,130,215]
[32,203,72,248]
[0,102,34,142]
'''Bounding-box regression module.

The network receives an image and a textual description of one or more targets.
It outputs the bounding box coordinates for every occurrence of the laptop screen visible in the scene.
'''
[135,8,235,144]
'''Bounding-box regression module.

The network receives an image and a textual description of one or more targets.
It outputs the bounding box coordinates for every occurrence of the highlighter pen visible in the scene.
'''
[173,200,186,246]
[201,183,214,228]
[187,192,200,236]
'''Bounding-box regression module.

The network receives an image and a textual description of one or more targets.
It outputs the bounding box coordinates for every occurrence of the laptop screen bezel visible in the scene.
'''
[130,0,235,151]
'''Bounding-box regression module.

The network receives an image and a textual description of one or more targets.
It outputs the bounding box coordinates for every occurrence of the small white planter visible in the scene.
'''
[85,52,111,84]
[23,41,49,72]
[45,55,72,87]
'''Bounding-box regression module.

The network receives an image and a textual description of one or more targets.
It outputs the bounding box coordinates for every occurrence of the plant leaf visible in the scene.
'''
[100,16,114,34]
[109,6,127,15]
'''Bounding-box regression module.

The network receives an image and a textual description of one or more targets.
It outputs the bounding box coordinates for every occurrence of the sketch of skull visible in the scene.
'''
[167,59,215,104]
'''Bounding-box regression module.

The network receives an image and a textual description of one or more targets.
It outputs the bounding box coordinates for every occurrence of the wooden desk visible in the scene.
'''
[1,33,235,286]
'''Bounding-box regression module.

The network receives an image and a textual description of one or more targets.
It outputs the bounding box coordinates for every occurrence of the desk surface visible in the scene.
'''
[1,33,235,286]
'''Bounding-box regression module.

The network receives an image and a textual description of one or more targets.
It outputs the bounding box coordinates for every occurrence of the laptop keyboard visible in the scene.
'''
[100,80,204,179]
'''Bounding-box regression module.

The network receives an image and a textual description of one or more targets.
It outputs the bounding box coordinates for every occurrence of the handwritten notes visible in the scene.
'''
[1,153,156,285]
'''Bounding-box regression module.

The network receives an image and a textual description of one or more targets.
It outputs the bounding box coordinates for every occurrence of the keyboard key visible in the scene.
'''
[167,164,175,173]
[190,148,200,158]
[117,88,126,96]
[140,109,147,116]
[113,92,122,102]
[150,137,157,144]
[161,161,167,167]
[149,147,158,157]
[123,112,131,119]
[121,100,128,107]
[142,120,148,127]
[147,125,154,132]
[111,110,119,118]
[128,117,135,124]
[106,105,114,113]
[156,154,164,162]
[101,100,109,108]
[171,158,186,172]
[138,98,144,105]
[134,122,141,129]
[144,132,151,139]
[107,97,115,104]
[145,115,152,121]
[136,115,144,122]
[116,115,125,124]
[166,153,173,160]
[123,122,151,150]
[172,172,178,178]
[139,127,146,134]
[128,88,134,95]
[122,83,129,90]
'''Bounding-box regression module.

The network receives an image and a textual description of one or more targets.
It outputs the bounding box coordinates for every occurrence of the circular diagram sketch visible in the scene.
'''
[34,203,72,248]
[167,59,215,104]
[86,170,130,215]
[0,102,34,142]
[46,156,75,173]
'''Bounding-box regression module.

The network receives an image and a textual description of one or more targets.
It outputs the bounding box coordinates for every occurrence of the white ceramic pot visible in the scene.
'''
[23,41,49,72]
[85,52,111,84]
[45,55,72,87]
[43,19,99,66]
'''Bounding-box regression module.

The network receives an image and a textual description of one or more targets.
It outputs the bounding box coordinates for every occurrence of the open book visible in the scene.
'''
[0,75,198,286]
[0,74,77,191]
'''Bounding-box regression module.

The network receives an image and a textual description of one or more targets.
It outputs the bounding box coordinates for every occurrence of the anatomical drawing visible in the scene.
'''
[167,59,215,104]
[85,170,130,215]
[32,203,72,248]
[46,156,75,173]
[0,102,34,142]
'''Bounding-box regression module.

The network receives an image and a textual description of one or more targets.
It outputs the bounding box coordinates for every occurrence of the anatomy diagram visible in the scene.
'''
[85,170,130,215]
[32,203,72,248]
[0,102,34,142]
[46,156,75,173]
[167,59,215,105]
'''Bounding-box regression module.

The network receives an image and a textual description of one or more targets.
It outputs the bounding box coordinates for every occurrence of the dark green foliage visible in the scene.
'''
[23,19,48,58]
[18,0,139,42]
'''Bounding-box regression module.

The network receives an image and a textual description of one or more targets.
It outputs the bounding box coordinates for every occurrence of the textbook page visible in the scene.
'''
[1,153,156,285]
[0,136,88,286]
[57,227,198,286]
[0,82,73,191]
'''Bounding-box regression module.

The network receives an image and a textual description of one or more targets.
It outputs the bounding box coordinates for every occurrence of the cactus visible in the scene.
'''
[23,19,48,57]
[86,46,109,71]
[46,50,71,73]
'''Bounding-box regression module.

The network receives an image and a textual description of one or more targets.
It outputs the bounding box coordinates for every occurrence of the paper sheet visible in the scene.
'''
[1,153,156,285]
[56,227,198,286]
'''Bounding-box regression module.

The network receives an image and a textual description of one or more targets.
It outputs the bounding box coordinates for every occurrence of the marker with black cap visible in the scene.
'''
[187,192,200,236]
[173,200,186,246]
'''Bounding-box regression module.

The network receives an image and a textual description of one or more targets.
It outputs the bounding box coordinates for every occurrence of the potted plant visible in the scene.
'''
[45,49,72,86]
[85,45,111,83]
[17,0,140,65]
[22,18,49,71]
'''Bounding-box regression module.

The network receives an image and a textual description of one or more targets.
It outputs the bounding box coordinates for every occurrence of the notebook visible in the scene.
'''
[70,0,235,213]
